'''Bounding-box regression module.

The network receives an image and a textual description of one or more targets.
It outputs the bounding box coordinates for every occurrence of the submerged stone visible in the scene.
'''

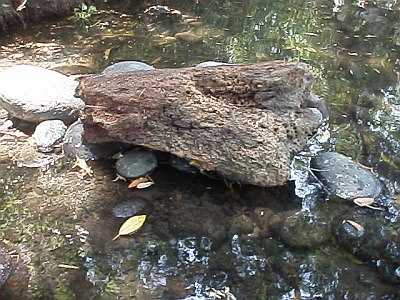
[31,120,67,153]
[115,150,158,179]
[334,211,400,284]
[0,65,84,123]
[169,154,199,173]
[169,205,227,246]
[103,61,155,74]
[311,152,382,200]
[112,198,147,218]
[269,211,332,248]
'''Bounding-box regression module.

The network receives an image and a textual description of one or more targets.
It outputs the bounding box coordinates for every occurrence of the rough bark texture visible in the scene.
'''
[77,61,321,187]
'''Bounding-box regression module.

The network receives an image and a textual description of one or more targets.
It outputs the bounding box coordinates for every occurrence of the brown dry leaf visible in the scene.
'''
[354,197,374,206]
[343,219,364,232]
[128,177,148,189]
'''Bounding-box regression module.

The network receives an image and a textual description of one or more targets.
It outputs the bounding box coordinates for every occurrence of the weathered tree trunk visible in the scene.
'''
[76,61,322,187]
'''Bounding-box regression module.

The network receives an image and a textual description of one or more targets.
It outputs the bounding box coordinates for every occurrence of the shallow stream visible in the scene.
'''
[0,0,399,299]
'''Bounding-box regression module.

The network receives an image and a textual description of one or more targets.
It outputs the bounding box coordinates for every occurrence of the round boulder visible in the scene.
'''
[115,149,158,179]
[112,198,147,218]
[311,152,382,200]
[31,120,67,153]
[103,61,155,74]
[0,65,84,123]
[63,120,131,160]
[270,211,332,248]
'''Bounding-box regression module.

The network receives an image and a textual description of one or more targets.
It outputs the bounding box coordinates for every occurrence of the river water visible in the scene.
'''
[0,0,399,299]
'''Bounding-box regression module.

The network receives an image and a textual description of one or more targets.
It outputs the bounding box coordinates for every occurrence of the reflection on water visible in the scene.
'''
[0,0,399,298]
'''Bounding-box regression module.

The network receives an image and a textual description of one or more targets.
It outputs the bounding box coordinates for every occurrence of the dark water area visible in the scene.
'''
[0,0,399,299]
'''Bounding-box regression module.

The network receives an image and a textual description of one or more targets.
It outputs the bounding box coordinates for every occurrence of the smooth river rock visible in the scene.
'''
[31,120,67,153]
[0,65,84,123]
[115,149,158,179]
[311,152,382,200]
[111,198,147,218]
[103,61,155,74]
[63,120,131,160]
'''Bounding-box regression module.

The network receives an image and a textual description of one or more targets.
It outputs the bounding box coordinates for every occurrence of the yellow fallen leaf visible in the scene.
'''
[128,177,148,189]
[73,155,93,176]
[112,215,146,241]
[343,219,364,232]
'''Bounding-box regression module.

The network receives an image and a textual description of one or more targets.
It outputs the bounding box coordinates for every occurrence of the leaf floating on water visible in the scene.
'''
[353,197,383,210]
[343,219,364,232]
[112,215,146,241]
[128,177,148,189]
[136,181,154,189]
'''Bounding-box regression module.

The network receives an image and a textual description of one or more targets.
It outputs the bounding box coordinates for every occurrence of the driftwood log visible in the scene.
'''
[76,61,322,187]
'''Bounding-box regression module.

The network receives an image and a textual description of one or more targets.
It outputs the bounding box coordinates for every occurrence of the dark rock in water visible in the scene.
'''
[269,211,332,248]
[0,244,11,287]
[304,93,329,122]
[31,120,67,153]
[63,120,131,160]
[0,65,84,123]
[142,5,182,22]
[116,149,158,179]
[103,61,155,74]
[334,211,400,284]
[311,152,382,200]
[169,154,199,173]
[112,198,147,218]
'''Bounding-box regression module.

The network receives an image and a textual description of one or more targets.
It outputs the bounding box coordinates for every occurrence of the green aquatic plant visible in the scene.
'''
[69,4,97,22]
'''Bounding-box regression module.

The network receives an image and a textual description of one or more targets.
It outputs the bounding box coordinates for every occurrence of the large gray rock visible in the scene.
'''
[0,65,84,123]
[311,152,382,200]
